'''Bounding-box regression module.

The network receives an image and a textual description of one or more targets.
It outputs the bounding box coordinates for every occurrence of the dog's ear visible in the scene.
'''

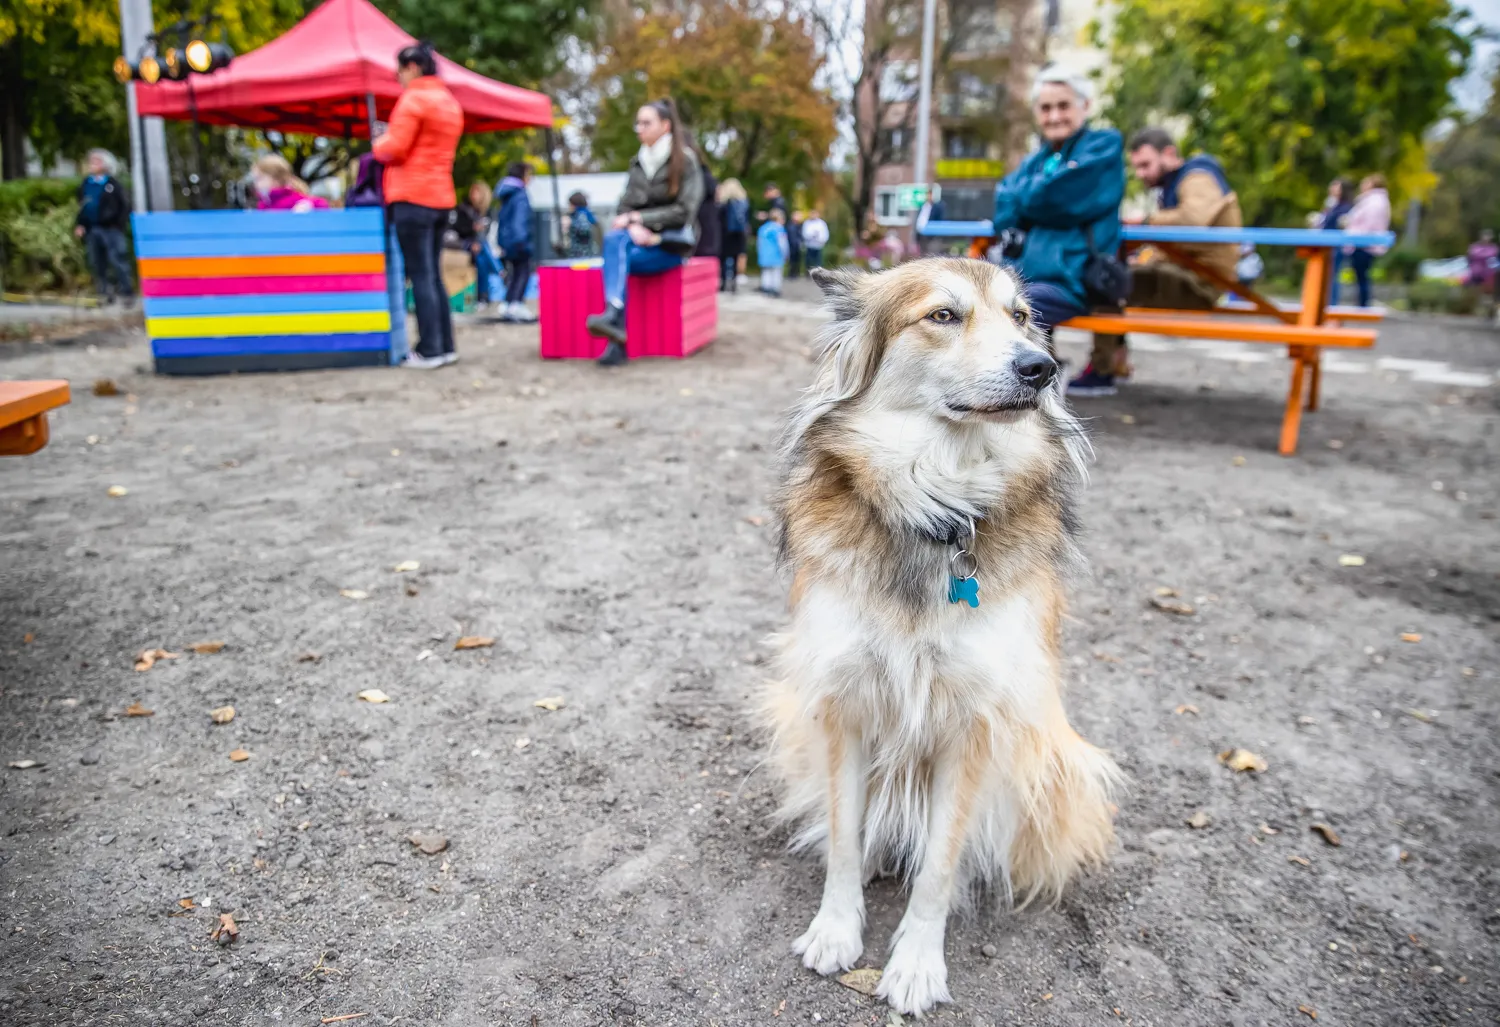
[807,267,884,403]
[809,266,865,322]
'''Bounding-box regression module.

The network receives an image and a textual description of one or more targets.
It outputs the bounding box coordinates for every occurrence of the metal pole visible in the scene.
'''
[186,75,204,208]
[118,0,172,210]
[365,91,377,140]
[545,125,564,257]
[914,0,937,206]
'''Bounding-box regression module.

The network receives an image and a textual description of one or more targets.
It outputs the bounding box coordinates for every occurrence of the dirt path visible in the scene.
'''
[1,301,1497,1027]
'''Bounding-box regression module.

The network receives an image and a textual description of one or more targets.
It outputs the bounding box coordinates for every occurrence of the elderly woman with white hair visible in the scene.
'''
[73,149,135,305]
[991,65,1122,354]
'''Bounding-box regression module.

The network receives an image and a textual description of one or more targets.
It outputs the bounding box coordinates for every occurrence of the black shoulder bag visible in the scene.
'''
[1082,222,1131,311]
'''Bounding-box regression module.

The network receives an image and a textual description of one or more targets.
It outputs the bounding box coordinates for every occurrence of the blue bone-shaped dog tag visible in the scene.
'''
[948,575,980,608]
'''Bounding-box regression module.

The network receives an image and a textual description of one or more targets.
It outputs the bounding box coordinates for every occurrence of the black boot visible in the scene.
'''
[597,340,628,367]
[585,304,626,345]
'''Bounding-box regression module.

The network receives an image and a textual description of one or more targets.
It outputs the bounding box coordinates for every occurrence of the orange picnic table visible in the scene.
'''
[0,380,71,455]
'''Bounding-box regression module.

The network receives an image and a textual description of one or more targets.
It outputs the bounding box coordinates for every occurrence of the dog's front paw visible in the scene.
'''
[792,910,864,976]
[876,939,952,1017]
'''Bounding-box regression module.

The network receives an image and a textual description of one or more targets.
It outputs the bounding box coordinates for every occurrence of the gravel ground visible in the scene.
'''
[1,297,1498,1027]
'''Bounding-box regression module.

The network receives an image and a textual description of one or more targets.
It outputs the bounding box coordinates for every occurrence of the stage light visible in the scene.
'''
[112,56,134,84]
[185,39,233,74]
[162,47,189,80]
[138,55,161,84]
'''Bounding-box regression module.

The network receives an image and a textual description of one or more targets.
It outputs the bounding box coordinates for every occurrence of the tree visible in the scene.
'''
[1424,69,1500,255]
[373,0,598,86]
[1098,0,1474,226]
[587,0,836,200]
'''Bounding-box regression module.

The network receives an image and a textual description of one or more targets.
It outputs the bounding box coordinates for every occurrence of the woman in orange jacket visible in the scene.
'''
[374,41,464,369]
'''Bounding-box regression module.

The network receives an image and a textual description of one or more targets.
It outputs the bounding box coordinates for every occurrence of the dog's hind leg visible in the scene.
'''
[876,726,989,1017]
[792,703,867,975]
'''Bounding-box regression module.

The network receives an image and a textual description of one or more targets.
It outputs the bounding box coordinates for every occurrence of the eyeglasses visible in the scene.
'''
[1035,100,1073,115]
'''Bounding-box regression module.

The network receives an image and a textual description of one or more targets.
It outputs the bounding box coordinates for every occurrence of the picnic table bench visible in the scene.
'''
[0,380,70,456]
[920,220,1397,454]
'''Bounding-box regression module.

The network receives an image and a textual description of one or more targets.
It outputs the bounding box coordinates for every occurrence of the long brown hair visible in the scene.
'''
[647,97,687,197]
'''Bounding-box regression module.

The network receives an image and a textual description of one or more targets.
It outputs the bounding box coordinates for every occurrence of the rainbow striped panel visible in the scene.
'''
[133,209,393,375]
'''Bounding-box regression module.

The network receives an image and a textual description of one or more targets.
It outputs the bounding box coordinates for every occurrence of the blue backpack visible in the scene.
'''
[723,198,749,234]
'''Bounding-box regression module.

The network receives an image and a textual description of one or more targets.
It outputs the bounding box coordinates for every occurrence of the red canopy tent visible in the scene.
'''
[135,0,552,137]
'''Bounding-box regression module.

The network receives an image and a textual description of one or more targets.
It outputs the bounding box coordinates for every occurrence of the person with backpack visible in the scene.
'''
[566,191,598,258]
[717,178,750,292]
[73,149,134,306]
[494,163,537,323]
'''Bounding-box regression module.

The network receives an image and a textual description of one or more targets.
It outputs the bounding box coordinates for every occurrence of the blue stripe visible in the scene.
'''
[132,209,385,239]
[918,219,1396,249]
[151,332,390,357]
[142,291,389,317]
[135,233,384,258]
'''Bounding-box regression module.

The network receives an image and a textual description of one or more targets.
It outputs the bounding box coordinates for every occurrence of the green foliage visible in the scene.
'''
[1423,69,1500,255]
[1099,0,1474,227]
[1406,278,1479,315]
[0,180,88,291]
[0,176,81,219]
[373,0,597,86]
[1380,245,1427,285]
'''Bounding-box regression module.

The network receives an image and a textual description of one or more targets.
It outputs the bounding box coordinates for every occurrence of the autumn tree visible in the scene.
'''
[1424,69,1500,255]
[1098,0,1474,226]
[588,0,836,200]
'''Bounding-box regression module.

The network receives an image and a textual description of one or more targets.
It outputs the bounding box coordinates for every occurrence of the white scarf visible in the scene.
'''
[637,132,673,180]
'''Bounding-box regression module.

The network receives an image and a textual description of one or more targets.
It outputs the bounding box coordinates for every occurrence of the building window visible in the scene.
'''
[942,131,988,159]
[939,72,999,118]
[873,185,915,227]
[878,127,912,164]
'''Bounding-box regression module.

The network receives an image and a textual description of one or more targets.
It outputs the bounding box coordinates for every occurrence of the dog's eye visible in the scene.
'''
[1012,308,1029,327]
[927,308,958,324]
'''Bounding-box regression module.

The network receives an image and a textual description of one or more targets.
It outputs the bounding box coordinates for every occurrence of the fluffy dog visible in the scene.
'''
[762,259,1121,1016]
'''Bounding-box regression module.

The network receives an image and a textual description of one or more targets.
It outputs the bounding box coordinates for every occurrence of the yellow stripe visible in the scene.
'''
[146,311,391,338]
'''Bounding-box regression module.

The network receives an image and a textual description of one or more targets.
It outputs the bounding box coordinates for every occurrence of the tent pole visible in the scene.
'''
[545,124,563,257]
[366,92,377,141]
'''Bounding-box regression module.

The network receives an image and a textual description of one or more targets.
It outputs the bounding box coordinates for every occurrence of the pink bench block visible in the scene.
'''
[539,257,719,360]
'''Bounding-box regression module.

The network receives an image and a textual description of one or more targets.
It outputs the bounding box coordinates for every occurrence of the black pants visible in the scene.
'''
[390,201,455,359]
[1349,249,1376,307]
[85,227,133,298]
[503,254,531,304]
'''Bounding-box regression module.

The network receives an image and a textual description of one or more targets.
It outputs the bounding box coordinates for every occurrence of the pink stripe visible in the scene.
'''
[140,273,387,297]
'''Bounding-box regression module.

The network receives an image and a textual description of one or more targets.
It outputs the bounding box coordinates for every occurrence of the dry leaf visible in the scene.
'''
[1231,455,1247,466]
[1288,855,1311,867]
[838,968,883,996]
[1218,748,1268,773]
[210,705,235,725]
[1399,632,1422,643]
[187,640,225,654]
[533,696,565,711]
[92,378,120,397]
[8,759,41,769]
[1154,586,1180,597]
[405,585,420,597]
[392,561,421,573]
[1298,1005,1318,1020]
[356,689,391,704]
[297,651,321,663]
[409,833,448,855]
[339,589,369,600]
[1174,704,1200,716]
[744,515,766,527]
[1310,823,1342,847]
[1119,413,1136,425]
[1186,811,1212,829]
[107,485,129,498]
[1407,708,1435,723]
[22,632,34,644]
[1042,993,1054,1001]
[1337,554,1366,567]
[1259,823,1280,835]
[514,737,531,750]
[124,701,155,717]
[1150,597,1197,616]
[772,999,786,1017]
[178,897,195,909]
[210,912,239,944]
[454,636,495,650]
[320,1016,369,1025]
[228,749,250,762]
[134,648,180,672]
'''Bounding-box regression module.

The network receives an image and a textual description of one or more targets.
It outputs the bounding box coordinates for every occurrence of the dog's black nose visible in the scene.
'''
[1013,351,1058,389]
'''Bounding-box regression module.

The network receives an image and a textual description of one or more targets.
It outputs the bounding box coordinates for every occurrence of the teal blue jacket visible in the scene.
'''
[992,125,1124,307]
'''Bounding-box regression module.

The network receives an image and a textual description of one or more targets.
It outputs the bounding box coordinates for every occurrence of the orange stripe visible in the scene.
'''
[137,254,385,279]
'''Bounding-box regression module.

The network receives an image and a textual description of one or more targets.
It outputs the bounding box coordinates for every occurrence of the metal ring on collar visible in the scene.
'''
[950,548,978,580]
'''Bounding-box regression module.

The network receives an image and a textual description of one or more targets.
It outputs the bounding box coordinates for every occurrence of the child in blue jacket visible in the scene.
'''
[757,209,789,297]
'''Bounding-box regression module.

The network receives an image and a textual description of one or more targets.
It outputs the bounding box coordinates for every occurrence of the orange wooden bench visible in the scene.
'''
[0,380,71,455]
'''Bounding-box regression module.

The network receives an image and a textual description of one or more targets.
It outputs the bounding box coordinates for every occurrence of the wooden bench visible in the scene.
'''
[0,380,71,456]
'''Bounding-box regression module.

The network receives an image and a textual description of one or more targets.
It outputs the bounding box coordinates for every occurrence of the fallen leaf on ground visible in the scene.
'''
[8,760,41,769]
[209,705,235,724]
[339,589,369,600]
[1407,708,1436,723]
[187,640,225,654]
[356,689,390,704]
[106,485,129,498]
[1310,823,1342,847]
[838,968,883,995]
[123,701,154,717]
[454,636,495,650]
[1298,1004,1318,1020]
[1288,855,1311,867]
[134,648,180,672]
[514,737,531,750]
[297,651,321,663]
[92,379,120,396]
[533,696,565,711]
[1174,704,1200,715]
[1231,455,1247,466]
[178,897,195,909]
[1150,596,1197,616]
[409,833,448,855]
[405,585,420,597]
[1094,652,1121,663]
[1218,748,1268,773]
[1042,993,1054,1001]
[744,515,765,527]
[1119,413,1137,425]
[320,1016,369,1025]
[772,998,786,1017]
[1338,554,1366,567]
[210,912,238,944]
[1154,586,1180,597]
[228,749,250,762]
[1186,811,1212,829]
[22,632,34,644]
[392,561,420,573]
[1400,632,1422,643]
[1259,823,1280,835]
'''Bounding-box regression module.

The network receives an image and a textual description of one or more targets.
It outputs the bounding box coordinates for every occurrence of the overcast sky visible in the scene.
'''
[1456,0,1498,110]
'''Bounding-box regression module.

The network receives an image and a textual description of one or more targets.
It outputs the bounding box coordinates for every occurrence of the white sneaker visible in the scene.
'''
[440,352,459,365]
[400,353,446,370]
[510,303,537,323]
